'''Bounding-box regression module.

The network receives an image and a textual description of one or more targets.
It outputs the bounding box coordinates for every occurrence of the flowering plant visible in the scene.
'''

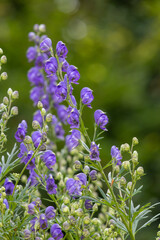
[0,24,160,240]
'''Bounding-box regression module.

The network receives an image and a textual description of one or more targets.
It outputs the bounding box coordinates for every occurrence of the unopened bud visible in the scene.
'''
[74,160,81,170]
[120,176,126,186]
[83,229,89,237]
[63,197,70,204]
[0,103,5,111]
[83,165,90,174]
[41,108,46,116]
[132,137,138,146]
[37,101,43,109]
[136,166,144,176]
[1,72,7,81]
[0,48,3,55]
[63,221,70,231]
[132,150,138,165]
[84,216,90,225]
[122,161,130,170]
[11,106,18,116]
[39,24,46,33]
[93,203,98,212]
[32,120,40,129]
[12,91,19,100]
[127,182,132,190]
[24,135,32,144]
[62,205,69,213]
[46,113,52,122]
[3,97,9,105]
[75,208,83,217]
[120,143,130,152]
[7,88,13,96]
[1,55,7,64]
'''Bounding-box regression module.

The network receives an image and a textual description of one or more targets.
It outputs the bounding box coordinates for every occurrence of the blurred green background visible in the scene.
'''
[0,0,160,238]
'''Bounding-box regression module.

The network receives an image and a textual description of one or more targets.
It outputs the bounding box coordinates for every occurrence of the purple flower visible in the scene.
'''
[55,81,67,103]
[85,199,93,210]
[28,170,39,186]
[28,67,44,86]
[40,37,52,52]
[62,59,69,72]
[45,57,58,76]
[15,120,27,142]
[30,87,44,105]
[46,175,57,195]
[48,238,55,240]
[23,229,31,239]
[55,123,65,140]
[89,170,97,181]
[35,54,48,68]
[28,203,36,215]
[3,199,9,209]
[32,131,42,148]
[56,41,68,58]
[18,143,35,170]
[66,173,87,197]
[45,206,55,219]
[94,109,108,131]
[111,145,122,165]
[41,94,50,110]
[57,105,68,124]
[67,65,80,84]
[50,224,63,240]
[4,179,14,195]
[30,217,38,232]
[33,110,43,127]
[28,32,36,41]
[41,150,56,170]
[89,142,100,161]
[26,46,37,62]
[67,108,79,128]
[39,214,48,229]
[81,87,94,108]
[77,173,87,186]
[65,130,81,151]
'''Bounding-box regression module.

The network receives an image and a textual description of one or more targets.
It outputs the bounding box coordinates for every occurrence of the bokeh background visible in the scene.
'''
[0,0,160,238]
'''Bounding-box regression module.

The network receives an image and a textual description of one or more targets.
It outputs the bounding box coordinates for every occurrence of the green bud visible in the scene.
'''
[39,24,46,33]
[84,216,90,225]
[132,137,139,146]
[56,172,63,180]
[62,204,69,213]
[63,197,70,204]
[122,161,130,170]
[104,228,109,236]
[24,135,32,144]
[74,160,81,170]
[120,176,126,186]
[75,208,83,217]
[12,90,19,100]
[1,72,8,80]
[157,231,160,237]
[46,113,52,122]
[37,101,43,109]
[136,166,144,176]
[59,179,65,187]
[0,48,3,55]
[83,229,89,237]
[92,218,100,225]
[120,143,130,152]
[41,108,46,116]
[3,97,9,105]
[115,165,120,173]
[0,223,2,228]
[132,150,138,165]
[93,233,101,239]
[1,55,7,64]
[127,182,132,190]
[7,88,13,96]
[2,192,6,198]
[2,112,8,120]
[11,106,18,116]
[83,165,90,174]
[21,175,27,183]
[32,120,40,129]
[0,103,6,111]
[63,221,70,231]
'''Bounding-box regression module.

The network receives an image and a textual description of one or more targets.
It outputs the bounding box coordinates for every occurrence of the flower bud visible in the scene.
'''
[122,161,130,170]
[92,218,100,225]
[41,108,46,116]
[21,175,27,183]
[93,203,98,212]
[59,180,65,188]
[120,176,126,186]
[3,97,9,105]
[132,137,138,146]
[63,221,70,231]
[89,170,97,181]
[33,24,39,32]
[7,88,13,96]
[2,112,8,120]
[68,215,76,225]
[11,106,18,116]
[0,103,5,111]
[132,151,138,165]
[84,216,90,225]
[93,233,101,239]
[63,197,70,204]
[62,204,69,213]
[74,160,81,170]
[83,229,89,237]
[0,48,3,55]
[56,172,63,180]
[127,182,132,190]
[1,55,7,64]
[24,135,32,144]
[75,208,83,217]
[83,165,90,174]
[1,72,8,80]
[37,101,43,109]
[115,165,120,173]
[39,24,46,33]
[32,120,40,129]
[120,143,130,152]
[12,91,19,100]
[136,166,144,176]
[46,113,52,122]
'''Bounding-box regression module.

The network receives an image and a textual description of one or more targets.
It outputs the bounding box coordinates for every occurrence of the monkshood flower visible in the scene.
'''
[89,170,97,181]
[32,131,42,148]
[15,120,27,142]
[46,174,57,194]
[50,224,64,240]
[28,169,39,186]
[40,37,52,52]
[55,122,65,140]
[35,53,48,69]
[33,110,43,127]
[28,67,44,86]
[56,41,68,58]
[85,199,93,210]
[62,59,69,72]
[28,203,36,215]
[41,150,56,170]
[18,143,35,170]
[89,142,100,161]
[30,217,38,232]
[57,105,68,124]
[23,229,31,239]
[65,129,81,151]
[30,86,44,106]
[67,108,79,128]
[66,173,87,196]
[45,206,56,219]
[45,57,58,76]
[39,214,48,229]
[4,178,14,195]
[26,46,37,62]
[81,87,94,108]
[55,81,67,103]
[94,109,108,131]
[67,65,80,84]
[111,145,122,165]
